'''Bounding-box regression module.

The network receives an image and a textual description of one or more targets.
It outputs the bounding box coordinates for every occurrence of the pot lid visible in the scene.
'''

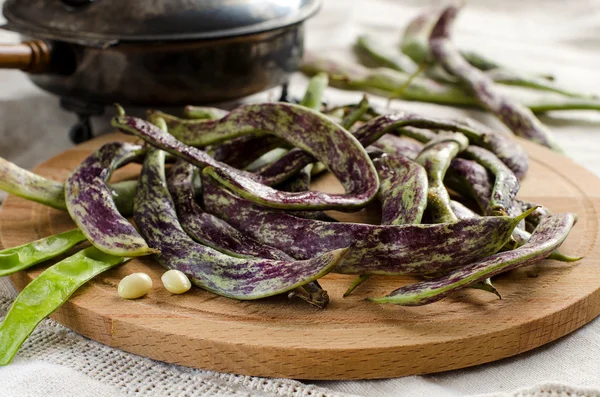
[2,0,321,46]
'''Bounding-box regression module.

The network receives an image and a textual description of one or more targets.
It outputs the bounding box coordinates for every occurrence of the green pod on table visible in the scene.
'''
[375,154,428,225]
[354,34,418,73]
[65,142,153,257]
[202,178,534,276]
[0,246,129,365]
[415,133,469,223]
[134,148,349,300]
[0,155,139,216]
[0,229,87,277]
[369,213,577,305]
[208,135,286,169]
[429,5,563,152]
[113,104,379,211]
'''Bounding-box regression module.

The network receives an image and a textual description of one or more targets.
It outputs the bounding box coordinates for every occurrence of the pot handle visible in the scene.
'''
[0,40,51,73]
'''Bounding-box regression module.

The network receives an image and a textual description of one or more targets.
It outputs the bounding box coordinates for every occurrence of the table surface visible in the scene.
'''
[1,0,600,396]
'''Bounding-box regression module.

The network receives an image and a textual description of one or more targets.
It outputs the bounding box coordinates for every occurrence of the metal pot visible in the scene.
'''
[0,0,321,141]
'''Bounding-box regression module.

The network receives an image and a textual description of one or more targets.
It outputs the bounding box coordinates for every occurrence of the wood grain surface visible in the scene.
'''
[0,132,598,380]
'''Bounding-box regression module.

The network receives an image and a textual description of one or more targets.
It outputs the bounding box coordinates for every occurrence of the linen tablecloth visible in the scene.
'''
[1,1,600,396]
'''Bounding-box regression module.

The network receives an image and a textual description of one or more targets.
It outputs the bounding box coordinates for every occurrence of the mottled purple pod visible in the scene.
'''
[375,154,428,225]
[369,134,424,159]
[113,105,379,211]
[256,111,494,186]
[444,158,493,214]
[202,179,533,276]
[208,135,286,169]
[369,213,577,305]
[134,148,349,300]
[429,5,563,152]
[65,142,153,257]
[462,146,519,216]
[415,133,469,223]
[167,160,289,261]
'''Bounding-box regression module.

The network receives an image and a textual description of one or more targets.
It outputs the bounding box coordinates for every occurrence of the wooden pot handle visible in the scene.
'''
[0,40,51,73]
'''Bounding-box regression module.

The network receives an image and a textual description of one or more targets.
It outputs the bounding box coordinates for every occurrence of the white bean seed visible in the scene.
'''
[118,272,153,299]
[161,269,192,294]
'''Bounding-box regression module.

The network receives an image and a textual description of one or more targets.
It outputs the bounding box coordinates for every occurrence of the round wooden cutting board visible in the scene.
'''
[1,132,599,380]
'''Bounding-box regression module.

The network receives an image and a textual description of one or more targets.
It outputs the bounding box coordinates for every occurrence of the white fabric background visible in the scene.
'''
[1,0,600,396]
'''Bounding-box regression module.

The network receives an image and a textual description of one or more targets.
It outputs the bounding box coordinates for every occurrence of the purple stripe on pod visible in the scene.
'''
[202,177,533,276]
[65,142,153,257]
[369,213,577,305]
[134,148,349,300]
[113,104,379,211]
[429,5,563,152]
[374,154,428,225]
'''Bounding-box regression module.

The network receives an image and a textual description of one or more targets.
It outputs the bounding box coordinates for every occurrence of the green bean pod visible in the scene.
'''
[300,72,328,110]
[113,104,379,211]
[202,178,533,276]
[134,148,349,300]
[303,54,600,114]
[0,229,87,277]
[0,157,66,210]
[65,142,154,257]
[415,134,469,223]
[183,106,229,120]
[369,213,577,305]
[0,246,129,365]
[0,155,139,215]
[429,6,563,152]
[375,154,428,225]
[355,34,418,73]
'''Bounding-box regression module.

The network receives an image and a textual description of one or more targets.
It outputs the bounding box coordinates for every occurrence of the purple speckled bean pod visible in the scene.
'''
[369,134,424,159]
[167,160,289,261]
[517,199,552,228]
[65,142,154,257]
[415,133,469,223]
[113,104,379,211]
[256,111,496,186]
[445,158,492,214]
[369,213,577,305]
[462,146,519,216]
[202,177,532,276]
[275,165,338,223]
[375,154,428,225]
[134,148,349,300]
[429,5,563,152]
[208,135,286,169]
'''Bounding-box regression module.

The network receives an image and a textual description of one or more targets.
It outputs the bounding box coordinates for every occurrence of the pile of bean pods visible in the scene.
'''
[0,67,579,365]
[302,4,600,153]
